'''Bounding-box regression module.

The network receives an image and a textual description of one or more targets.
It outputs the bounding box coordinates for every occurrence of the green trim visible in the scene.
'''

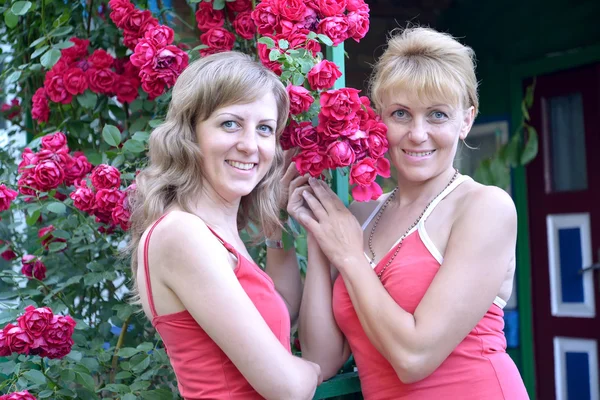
[314,372,362,399]
[326,44,349,205]
[509,43,600,400]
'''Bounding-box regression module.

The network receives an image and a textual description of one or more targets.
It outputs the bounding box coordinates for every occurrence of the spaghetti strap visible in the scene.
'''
[143,214,170,318]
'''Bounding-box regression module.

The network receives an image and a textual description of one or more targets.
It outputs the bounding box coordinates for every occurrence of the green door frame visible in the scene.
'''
[509,43,600,400]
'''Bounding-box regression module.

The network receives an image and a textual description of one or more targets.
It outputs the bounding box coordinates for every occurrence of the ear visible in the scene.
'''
[459,106,476,140]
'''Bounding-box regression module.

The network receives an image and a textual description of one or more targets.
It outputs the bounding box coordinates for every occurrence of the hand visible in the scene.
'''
[298,178,364,269]
[278,150,300,211]
[287,173,313,224]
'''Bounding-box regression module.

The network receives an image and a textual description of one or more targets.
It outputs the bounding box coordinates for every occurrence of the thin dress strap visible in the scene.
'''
[419,174,470,226]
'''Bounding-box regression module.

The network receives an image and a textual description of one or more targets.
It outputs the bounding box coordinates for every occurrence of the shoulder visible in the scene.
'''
[454,179,517,236]
[348,191,393,226]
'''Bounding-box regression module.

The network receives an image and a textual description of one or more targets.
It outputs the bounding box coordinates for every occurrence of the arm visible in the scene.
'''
[302,180,516,383]
[155,213,321,400]
[298,233,350,379]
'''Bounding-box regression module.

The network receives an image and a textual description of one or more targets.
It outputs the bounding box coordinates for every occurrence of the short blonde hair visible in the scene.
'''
[370,27,479,116]
[128,52,289,276]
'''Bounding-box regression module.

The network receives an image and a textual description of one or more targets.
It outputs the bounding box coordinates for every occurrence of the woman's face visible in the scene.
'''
[380,90,474,183]
[195,92,279,203]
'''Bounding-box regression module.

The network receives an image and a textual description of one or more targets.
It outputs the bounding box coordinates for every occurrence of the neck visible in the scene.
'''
[191,185,241,237]
[394,167,458,208]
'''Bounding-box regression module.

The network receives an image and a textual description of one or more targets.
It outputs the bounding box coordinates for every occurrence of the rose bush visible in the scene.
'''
[0,0,379,397]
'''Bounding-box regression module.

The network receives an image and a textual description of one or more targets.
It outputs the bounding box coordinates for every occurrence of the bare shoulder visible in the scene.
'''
[455,179,517,233]
[348,192,392,226]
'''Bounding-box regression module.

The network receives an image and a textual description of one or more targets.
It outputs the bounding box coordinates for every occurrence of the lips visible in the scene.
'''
[226,160,256,170]
[403,150,436,157]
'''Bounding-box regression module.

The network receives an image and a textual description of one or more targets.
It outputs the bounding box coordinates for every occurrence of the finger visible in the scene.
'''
[308,178,344,214]
[281,161,300,186]
[289,174,310,194]
[297,210,319,235]
[302,190,328,222]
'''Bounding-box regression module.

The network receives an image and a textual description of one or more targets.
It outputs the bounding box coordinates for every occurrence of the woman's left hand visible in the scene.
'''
[298,177,364,268]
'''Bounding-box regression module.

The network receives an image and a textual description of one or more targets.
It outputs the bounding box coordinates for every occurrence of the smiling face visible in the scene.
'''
[195,91,279,203]
[381,90,475,183]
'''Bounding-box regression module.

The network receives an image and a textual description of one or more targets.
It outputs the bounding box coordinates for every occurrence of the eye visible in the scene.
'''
[221,120,240,130]
[257,124,274,136]
[431,111,448,120]
[392,109,408,119]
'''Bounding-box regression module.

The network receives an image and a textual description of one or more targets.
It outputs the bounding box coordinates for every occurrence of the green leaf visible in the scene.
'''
[109,105,127,121]
[6,70,21,84]
[46,202,66,214]
[130,381,151,391]
[49,26,73,37]
[115,371,132,380]
[317,34,334,47]
[26,210,41,226]
[102,124,122,147]
[24,369,46,384]
[118,347,141,358]
[11,1,32,15]
[292,72,305,86]
[31,45,50,59]
[84,150,102,166]
[148,119,163,128]
[56,388,76,397]
[83,272,104,286]
[140,389,174,400]
[191,44,209,52]
[129,116,149,132]
[520,125,538,165]
[258,36,276,49]
[114,303,133,320]
[55,40,75,50]
[77,91,98,109]
[48,241,67,252]
[111,154,125,168]
[122,394,137,400]
[38,390,54,399]
[40,48,61,69]
[269,49,281,62]
[131,354,151,373]
[75,371,95,391]
[213,0,225,10]
[30,36,46,48]
[132,131,150,143]
[502,133,521,167]
[103,383,130,393]
[4,10,18,29]
[278,39,289,50]
[123,139,145,154]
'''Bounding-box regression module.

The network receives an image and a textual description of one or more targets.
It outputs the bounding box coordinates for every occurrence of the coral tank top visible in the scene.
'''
[143,214,291,399]
[332,176,529,400]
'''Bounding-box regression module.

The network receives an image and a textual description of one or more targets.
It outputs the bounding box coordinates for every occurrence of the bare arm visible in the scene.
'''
[154,212,320,400]
[301,180,516,383]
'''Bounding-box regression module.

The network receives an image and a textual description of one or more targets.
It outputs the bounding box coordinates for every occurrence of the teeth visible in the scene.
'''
[405,150,434,157]
[227,160,255,170]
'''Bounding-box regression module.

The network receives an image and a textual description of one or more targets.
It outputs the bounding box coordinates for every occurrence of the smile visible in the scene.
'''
[403,150,435,157]
[226,160,256,170]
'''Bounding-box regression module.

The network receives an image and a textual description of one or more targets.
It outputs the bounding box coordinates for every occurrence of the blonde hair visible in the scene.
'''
[128,52,289,277]
[370,26,479,116]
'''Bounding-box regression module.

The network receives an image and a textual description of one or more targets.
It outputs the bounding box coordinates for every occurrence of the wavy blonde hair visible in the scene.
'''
[370,26,479,116]
[128,52,289,277]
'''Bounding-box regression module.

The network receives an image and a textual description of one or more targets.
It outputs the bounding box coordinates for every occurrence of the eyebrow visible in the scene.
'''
[388,103,451,110]
[216,112,277,123]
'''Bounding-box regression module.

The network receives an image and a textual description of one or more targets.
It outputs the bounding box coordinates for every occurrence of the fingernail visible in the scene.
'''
[309,177,315,183]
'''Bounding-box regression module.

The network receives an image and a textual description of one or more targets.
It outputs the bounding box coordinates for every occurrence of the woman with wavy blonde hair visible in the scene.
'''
[128,51,321,400]
[291,27,528,399]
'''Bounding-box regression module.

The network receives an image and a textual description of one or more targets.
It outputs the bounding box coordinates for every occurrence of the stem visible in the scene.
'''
[40,358,62,390]
[86,0,95,37]
[109,317,130,383]
[123,102,130,133]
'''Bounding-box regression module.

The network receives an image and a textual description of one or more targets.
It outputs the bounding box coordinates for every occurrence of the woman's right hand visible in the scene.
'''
[286,173,313,226]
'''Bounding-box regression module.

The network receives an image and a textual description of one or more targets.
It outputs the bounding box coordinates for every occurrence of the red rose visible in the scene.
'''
[365,121,389,159]
[0,184,17,213]
[279,0,307,22]
[257,40,282,75]
[130,38,158,69]
[114,76,140,104]
[140,75,166,100]
[317,0,346,17]
[123,30,140,50]
[352,180,383,202]
[293,149,328,177]
[40,342,73,359]
[60,38,90,62]
[44,315,76,345]
[95,188,124,215]
[108,0,135,27]
[112,202,131,230]
[122,9,158,39]
[1,242,17,261]
[0,329,10,357]
[320,88,362,122]
[32,87,50,123]
[227,0,252,13]
[44,73,72,104]
[64,154,93,186]
[232,11,256,40]
[0,390,37,400]
[283,29,321,56]
[280,124,294,150]
[147,46,189,87]
[17,175,38,197]
[87,68,117,95]
[143,25,174,47]
[350,158,377,186]
[290,121,320,150]
[91,164,121,189]
[317,114,359,139]
[70,184,95,212]
[41,131,67,152]
[1,98,21,120]
[3,323,33,354]
[347,11,369,42]
[38,225,67,251]
[307,60,342,91]
[346,0,369,12]
[287,84,314,115]
[200,28,236,55]
[63,68,88,96]
[317,16,350,46]
[88,49,115,69]
[18,306,53,338]
[327,140,356,167]
[195,2,225,31]
[33,160,64,191]
[251,1,280,35]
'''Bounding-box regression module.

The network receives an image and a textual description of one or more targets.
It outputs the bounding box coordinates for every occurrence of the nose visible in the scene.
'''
[407,118,428,144]
[236,127,258,154]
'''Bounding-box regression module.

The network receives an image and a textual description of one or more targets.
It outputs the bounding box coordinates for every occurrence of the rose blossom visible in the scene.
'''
[44,73,72,104]
[70,183,95,212]
[293,150,328,177]
[279,0,307,22]
[17,306,53,338]
[0,184,18,213]
[327,140,356,168]
[200,28,236,56]
[0,329,10,357]
[91,164,121,189]
[148,45,189,87]
[121,9,158,39]
[3,323,33,354]
[112,202,131,230]
[287,84,314,115]
[317,16,350,46]
[257,39,282,75]
[87,68,117,95]
[108,0,135,27]
[251,1,280,35]
[195,1,225,31]
[20,255,47,280]
[0,390,37,400]
[33,160,64,191]
[95,188,124,216]
[0,239,17,261]
[232,11,256,40]
[317,0,347,17]
[364,120,389,159]
[88,49,115,69]
[60,38,89,62]
[227,0,251,12]
[143,25,174,47]
[41,131,67,152]
[347,11,370,42]
[38,225,67,251]
[32,87,50,123]
[320,88,362,122]
[43,315,76,346]
[317,114,359,139]
[289,121,320,150]
[1,99,21,120]
[64,153,93,186]
[346,0,369,12]
[307,60,342,91]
